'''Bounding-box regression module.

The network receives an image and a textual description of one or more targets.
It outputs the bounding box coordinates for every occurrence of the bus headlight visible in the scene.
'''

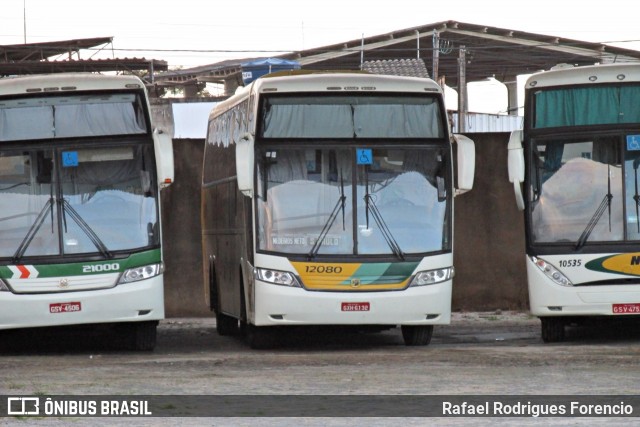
[118,263,164,284]
[256,268,301,287]
[531,256,573,287]
[409,267,454,287]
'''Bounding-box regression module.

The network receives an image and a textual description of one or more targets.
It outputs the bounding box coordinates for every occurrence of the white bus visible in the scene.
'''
[0,73,174,350]
[202,71,475,348]
[508,63,640,342]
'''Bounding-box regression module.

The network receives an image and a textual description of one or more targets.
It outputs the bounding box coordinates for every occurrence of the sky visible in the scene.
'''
[2,0,640,70]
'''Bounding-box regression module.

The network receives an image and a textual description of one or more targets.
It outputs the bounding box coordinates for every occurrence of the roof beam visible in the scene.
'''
[296,31,427,66]
[444,28,634,62]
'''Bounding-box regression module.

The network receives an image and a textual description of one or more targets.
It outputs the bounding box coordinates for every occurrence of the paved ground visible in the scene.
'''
[2,311,640,426]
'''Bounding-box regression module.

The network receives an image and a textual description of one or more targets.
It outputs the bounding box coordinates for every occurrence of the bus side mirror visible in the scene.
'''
[508,130,525,211]
[236,133,254,198]
[153,129,174,189]
[453,134,475,195]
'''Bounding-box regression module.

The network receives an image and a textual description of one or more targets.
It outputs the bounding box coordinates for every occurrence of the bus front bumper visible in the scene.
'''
[0,275,164,330]
[253,280,452,326]
[527,261,640,317]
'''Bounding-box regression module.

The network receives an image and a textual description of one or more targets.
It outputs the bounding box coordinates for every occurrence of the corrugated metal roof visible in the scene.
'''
[451,112,523,133]
[362,58,430,78]
[0,37,168,78]
[0,37,114,62]
[0,58,168,76]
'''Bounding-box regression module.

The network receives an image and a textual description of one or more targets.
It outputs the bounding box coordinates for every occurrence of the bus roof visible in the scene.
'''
[253,71,441,94]
[0,73,145,96]
[210,71,442,120]
[525,63,640,89]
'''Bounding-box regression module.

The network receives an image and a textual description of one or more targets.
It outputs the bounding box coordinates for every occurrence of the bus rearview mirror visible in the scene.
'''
[453,134,475,195]
[236,133,254,198]
[153,129,174,189]
[507,130,525,210]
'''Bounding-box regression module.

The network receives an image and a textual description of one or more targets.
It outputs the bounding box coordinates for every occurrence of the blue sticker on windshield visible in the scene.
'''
[356,148,373,165]
[62,151,79,167]
[627,135,640,151]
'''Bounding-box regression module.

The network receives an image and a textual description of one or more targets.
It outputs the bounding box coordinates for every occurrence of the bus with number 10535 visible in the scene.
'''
[202,71,475,348]
[508,63,640,342]
[0,73,174,350]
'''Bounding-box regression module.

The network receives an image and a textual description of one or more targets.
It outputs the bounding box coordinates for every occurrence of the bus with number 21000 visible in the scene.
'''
[0,73,174,350]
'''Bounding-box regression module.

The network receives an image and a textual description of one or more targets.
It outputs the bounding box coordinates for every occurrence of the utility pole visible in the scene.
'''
[457,46,467,133]
[360,33,364,70]
[23,0,27,43]
[432,30,439,82]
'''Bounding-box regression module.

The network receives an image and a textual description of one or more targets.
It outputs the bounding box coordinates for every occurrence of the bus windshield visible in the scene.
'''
[0,144,159,260]
[256,146,449,256]
[528,134,640,245]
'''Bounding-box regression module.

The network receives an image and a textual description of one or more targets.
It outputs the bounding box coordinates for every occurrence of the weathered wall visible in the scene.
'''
[161,139,210,316]
[452,133,529,311]
[161,133,529,317]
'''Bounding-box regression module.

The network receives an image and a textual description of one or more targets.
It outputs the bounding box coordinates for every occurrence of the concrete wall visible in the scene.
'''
[161,133,529,317]
[452,133,529,311]
[161,139,210,316]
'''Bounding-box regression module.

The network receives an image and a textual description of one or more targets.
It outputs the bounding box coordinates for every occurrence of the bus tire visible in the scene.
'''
[126,321,157,351]
[246,325,277,349]
[216,312,240,336]
[540,317,565,343]
[401,325,433,346]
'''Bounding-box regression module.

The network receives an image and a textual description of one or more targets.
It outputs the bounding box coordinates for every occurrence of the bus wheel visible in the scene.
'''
[216,312,240,336]
[125,321,157,351]
[246,325,277,349]
[540,317,565,343]
[401,325,433,346]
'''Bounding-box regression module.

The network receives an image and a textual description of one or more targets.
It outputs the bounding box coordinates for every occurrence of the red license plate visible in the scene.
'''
[341,302,370,312]
[613,303,640,314]
[49,302,82,314]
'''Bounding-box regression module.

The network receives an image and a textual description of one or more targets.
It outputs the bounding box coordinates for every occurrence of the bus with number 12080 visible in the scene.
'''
[202,71,475,348]
[0,73,174,350]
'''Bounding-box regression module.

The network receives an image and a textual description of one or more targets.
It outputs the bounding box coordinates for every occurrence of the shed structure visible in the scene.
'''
[155,20,640,119]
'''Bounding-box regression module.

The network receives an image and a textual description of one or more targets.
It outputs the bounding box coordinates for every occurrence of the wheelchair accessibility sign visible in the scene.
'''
[627,135,640,151]
[357,148,373,165]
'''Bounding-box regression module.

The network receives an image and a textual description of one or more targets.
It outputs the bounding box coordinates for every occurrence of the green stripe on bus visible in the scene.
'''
[340,261,419,285]
[0,249,161,279]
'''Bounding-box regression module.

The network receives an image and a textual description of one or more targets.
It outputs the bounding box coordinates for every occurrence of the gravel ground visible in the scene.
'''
[2,311,640,426]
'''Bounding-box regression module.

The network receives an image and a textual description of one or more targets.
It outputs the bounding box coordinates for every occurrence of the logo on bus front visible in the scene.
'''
[290,261,418,291]
[585,253,640,276]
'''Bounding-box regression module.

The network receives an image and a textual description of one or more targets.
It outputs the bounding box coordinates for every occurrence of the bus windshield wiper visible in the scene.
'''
[575,164,613,250]
[12,197,55,263]
[532,150,543,201]
[363,167,404,260]
[61,199,112,259]
[58,177,111,258]
[308,172,346,260]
